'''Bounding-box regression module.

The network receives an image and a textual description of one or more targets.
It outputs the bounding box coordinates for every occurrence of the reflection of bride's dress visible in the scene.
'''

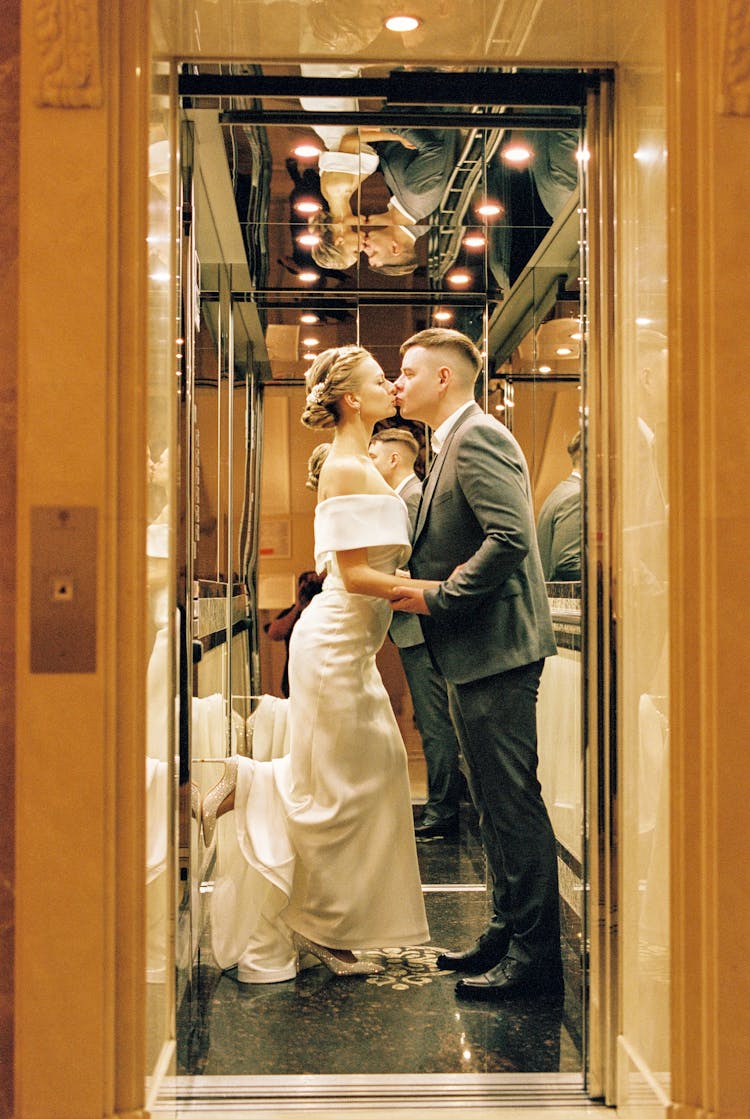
[211,494,429,982]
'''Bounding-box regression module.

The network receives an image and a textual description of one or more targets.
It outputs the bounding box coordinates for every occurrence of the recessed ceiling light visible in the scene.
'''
[293,143,322,159]
[538,364,552,373]
[385,14,421,32]
[502,143,532,165]
[302,336,319,347]
[476,201,502,218]
[300,313,319,324]
[447,270,471,286]
[295,199,321,215]
[556,346,573,356]
[462,234,486,249]
[298,270,319,283]
[298,233,320,247]
[434,310,453,322]
[302,352,316,361]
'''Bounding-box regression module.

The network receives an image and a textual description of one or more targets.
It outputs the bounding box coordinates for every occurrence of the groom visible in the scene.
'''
[392,327,562,1002]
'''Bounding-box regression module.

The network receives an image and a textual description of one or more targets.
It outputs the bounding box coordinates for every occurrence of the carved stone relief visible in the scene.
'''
[721,0,750,116]
[34,0,102,108]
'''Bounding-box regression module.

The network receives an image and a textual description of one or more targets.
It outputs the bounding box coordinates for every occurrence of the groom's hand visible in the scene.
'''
[391,586,430,615]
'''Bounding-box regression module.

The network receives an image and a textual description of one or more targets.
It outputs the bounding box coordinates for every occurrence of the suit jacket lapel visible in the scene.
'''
[413,403,482,542]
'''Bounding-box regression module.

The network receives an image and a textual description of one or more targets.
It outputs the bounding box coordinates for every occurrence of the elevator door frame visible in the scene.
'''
[165,66,618,1112]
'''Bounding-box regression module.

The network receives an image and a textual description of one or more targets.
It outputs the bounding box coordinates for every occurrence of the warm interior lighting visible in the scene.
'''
[570,330,584,341]
[384,14,421,32]
[538,364,552,373]
[462,233,486,249]
[556,346,573,356]
[298,233,320,247]
[302,336,319,348]
[502,143,532,165]
[300,313,319,324]
[476,200,502,218]
[434,310,453,322]
[295,199,321,215]
[576,147,591,163]
[293,143,322,159]
[297,270,319,283]
[447,270,471,286]
[303,352,316,361]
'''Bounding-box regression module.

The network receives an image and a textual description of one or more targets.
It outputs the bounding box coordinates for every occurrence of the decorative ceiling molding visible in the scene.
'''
[721,0,750,116]
[34,0,102,108]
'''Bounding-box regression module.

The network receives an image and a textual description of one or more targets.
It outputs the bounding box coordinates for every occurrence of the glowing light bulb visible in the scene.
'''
[434,310,453,322]
[298,233,320,247]
[300,313,319,324]
[295,199,321,215]
[384,15,421,32]
[476,201,502,218]
[502,143,532,165]
[538,364,552,373]
[302,336,319,347]
[294,143,321,159]
[447,270,471,286]
[462,233,486,249]
[298,270,319,283]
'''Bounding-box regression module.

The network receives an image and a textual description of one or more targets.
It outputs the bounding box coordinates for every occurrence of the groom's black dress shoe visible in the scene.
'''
[435,929,511,974]
[455,956,564,1002]
[414,816,459,840]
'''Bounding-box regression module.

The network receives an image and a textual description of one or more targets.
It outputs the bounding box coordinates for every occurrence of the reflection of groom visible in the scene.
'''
[392,327,562,1003]
[363,129,459,275]
[368,427,463,838]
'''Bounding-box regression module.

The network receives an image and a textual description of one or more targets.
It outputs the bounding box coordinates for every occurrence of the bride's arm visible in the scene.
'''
[336,547,439,600]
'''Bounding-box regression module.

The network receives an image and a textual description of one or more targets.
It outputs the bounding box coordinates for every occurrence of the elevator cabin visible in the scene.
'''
[144,65,617,1112]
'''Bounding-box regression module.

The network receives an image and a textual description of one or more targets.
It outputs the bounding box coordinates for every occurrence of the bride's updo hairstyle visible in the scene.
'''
[305,442,331,490]
[301,345,370,430]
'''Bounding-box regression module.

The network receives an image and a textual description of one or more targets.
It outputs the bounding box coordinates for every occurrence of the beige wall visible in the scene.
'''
[0,2,19,1116]
[12,3,151,1118]
[666,4,750,1117]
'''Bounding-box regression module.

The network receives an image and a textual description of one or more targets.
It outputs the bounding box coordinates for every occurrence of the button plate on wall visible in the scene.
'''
[30,506,97,673]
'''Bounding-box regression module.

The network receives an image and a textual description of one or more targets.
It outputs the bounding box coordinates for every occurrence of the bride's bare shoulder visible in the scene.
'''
[318,453,370,499]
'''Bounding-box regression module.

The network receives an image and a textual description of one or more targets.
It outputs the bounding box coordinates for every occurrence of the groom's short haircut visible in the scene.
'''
[371,426,420,464]
[400,328,483,382]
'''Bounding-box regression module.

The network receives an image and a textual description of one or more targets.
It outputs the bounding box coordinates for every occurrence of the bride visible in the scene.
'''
[201,345,437,983]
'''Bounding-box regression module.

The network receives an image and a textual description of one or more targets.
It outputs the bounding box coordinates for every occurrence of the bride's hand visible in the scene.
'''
[391,586,430,615]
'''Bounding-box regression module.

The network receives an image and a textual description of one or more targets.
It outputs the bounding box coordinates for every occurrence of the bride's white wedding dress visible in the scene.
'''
[211,493,429,982]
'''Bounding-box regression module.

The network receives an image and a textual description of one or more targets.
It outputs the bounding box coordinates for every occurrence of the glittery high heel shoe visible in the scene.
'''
[291,930,385,977]
[201,755,239,846]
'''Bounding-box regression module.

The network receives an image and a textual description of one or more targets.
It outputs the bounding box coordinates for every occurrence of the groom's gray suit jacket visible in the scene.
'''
[410,404,556,684]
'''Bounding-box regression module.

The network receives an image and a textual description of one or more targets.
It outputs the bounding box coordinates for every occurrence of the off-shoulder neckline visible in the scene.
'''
[316,492,400,508]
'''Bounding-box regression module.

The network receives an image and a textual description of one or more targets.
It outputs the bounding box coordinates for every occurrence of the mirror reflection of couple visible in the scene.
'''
[306,127,457,276]
[201,329,562,1003]
[297,63,457,276]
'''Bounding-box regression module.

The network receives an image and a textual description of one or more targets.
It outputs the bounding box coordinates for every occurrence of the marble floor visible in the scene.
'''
[174,802,583,1083]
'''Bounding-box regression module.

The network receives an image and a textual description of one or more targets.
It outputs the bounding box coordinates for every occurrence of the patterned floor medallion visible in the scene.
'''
[363,945,442,990]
